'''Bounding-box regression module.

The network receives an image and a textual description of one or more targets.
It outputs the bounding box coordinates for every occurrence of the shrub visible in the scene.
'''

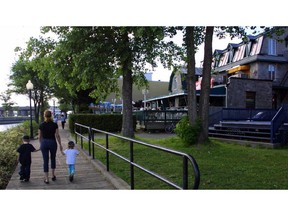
[175,116,201,146]
[69,114,137,133]
[0,124,30,189]
[21,120,38,137]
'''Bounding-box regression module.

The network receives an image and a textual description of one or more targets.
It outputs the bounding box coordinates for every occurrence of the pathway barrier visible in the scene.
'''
[75,123,200,189]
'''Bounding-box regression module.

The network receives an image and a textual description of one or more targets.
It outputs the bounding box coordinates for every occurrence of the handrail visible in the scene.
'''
[74,123,200,189]
[271,107,285,143]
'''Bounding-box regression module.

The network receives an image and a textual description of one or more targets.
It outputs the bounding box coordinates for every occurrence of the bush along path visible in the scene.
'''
[0,122,31,189]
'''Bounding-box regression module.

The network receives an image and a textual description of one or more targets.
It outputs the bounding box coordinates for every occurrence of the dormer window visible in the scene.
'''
[268,38,276,55]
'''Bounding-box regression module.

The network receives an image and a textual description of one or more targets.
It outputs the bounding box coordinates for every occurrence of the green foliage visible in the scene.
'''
[21,120,39,138]
[174,116,202,146]
[69,114,137,133]
[0,90,15,115]
[0,123,31,189]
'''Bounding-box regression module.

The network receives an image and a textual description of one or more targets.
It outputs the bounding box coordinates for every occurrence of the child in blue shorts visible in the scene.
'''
[62,141,79,182]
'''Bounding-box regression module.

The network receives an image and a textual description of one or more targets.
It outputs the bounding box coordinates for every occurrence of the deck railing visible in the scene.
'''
[74,123,200,190]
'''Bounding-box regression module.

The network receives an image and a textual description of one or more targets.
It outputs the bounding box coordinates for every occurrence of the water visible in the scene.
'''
[0,124,19,132]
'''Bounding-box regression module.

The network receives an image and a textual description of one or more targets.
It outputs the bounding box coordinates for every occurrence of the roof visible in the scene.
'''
[168,67,203,92]
[143,85,226,102]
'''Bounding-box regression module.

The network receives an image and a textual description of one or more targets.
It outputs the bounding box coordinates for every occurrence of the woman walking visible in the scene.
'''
[38,110,63,184]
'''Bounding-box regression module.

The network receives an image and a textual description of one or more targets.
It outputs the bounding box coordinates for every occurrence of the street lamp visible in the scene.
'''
[53,99,55,116]
[142,89,149,110]
[26,80,34,139]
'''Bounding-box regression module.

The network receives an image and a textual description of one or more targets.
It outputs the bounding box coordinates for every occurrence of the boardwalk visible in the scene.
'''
[6,123,129,190]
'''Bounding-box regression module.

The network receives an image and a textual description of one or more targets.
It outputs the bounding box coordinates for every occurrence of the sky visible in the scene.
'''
[0,0,279,107]
[0,26,243,106]
[0,26,42,106]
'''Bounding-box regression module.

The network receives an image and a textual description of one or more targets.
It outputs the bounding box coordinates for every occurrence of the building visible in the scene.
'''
[144,67,225,110]
[89,74,169,113]
[212,27,288,109]
[144,28,288,111]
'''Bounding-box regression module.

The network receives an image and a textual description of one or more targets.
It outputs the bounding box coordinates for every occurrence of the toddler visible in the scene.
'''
[63,141,79,182]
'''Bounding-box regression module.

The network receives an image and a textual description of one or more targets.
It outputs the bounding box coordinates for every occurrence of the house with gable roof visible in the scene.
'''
[212,27,288,109]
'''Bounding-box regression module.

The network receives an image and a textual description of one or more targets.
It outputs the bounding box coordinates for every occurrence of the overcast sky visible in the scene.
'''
[0,0,276,107]
[0,26,244,106]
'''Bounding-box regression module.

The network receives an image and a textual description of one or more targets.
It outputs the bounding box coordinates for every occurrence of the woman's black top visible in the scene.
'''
[39,121,58,140]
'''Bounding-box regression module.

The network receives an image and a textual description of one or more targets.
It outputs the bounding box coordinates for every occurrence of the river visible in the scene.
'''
[0,124,19,132]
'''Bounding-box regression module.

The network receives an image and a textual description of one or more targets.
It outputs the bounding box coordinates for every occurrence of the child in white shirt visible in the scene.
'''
[63,141,79,182]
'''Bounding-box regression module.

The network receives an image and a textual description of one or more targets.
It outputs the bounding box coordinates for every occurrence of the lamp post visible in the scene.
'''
[26,80,34,139]
[53,99,55,116]
[142,89,149,110]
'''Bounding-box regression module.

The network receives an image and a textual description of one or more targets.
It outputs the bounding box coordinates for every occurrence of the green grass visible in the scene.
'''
[78,134,288,189]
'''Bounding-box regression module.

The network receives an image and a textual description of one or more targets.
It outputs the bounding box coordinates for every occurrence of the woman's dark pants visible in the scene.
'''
[40,139,57,172]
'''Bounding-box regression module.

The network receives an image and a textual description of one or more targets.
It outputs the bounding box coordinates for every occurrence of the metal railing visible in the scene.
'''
[74,123,200,190]
[221,108,277,121]
[271,107,285,143]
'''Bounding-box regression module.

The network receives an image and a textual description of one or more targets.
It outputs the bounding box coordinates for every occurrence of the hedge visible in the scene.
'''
[68,114,137,133]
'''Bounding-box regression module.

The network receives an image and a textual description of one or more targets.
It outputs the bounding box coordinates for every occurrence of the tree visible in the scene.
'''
[198,26,214,143]
[184,27,205,124]
[182,26,252,144]
[0,90,15,116]
[43,26,182,138]
[10,36,55,123]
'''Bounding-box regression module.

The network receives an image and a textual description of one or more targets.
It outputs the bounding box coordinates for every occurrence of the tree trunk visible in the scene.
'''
[186,26,197,124]
[121,32,134,138]
[122,69,134,138]
[198,26,214,144]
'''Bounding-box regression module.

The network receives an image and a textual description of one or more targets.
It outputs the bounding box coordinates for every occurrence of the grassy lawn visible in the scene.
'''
[78,133,288,189]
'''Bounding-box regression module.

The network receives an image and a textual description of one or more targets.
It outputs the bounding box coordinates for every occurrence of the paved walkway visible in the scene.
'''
[6,123,128,190]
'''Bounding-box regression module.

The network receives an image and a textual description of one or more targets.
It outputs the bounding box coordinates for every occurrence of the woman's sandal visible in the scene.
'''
[44,179,49,184]
[52,176,56,181]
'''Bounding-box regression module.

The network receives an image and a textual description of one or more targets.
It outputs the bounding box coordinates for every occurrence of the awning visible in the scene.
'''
[196,85,226,97]
[228,65,250,74]
[144,92,186,103]
[144,85,226,103]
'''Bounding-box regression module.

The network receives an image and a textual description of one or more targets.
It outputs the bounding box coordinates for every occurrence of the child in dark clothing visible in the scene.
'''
[17,135,40,182]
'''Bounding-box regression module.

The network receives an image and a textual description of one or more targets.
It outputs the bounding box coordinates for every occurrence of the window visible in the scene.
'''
[268,38,276,55]
[268,64,276,80]
[246,91,256,109]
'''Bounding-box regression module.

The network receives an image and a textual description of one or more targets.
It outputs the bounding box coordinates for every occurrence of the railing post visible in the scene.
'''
[91,129,95,159]
[183,156,188,189]
[130,140,134,190]
[80,126,83,149]
[88,127,91,156]
[106,134,109,172]
[75,125,78,145]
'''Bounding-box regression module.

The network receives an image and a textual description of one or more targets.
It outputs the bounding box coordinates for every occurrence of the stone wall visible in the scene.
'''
[227,77,272,109]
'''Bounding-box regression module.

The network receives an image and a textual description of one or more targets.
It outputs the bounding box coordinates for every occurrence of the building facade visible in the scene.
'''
[212,27,288,109]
